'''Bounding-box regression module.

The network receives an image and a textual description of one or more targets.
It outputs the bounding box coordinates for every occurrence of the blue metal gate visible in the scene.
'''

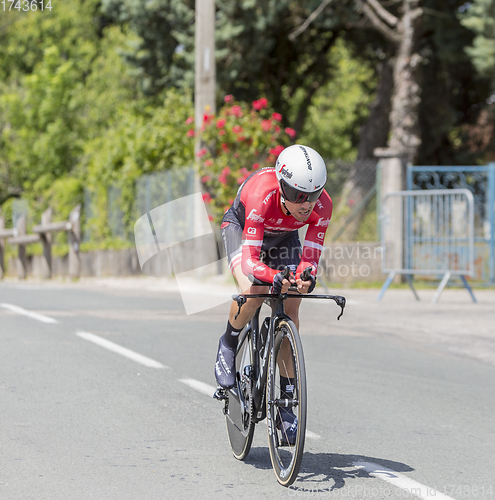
[407,164,495,284]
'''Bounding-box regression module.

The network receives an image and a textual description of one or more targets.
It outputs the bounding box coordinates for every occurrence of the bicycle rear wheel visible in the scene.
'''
[225,326,255,460]
[266,319,307,486]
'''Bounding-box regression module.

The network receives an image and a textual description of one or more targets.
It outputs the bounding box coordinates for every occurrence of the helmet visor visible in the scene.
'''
[280,179,324,204]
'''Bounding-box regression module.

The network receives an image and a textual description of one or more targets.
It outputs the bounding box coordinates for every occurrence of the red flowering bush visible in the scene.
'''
[187,96,296,222]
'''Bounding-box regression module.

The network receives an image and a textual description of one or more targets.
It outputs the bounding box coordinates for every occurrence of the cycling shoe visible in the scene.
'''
[214,337,236,388]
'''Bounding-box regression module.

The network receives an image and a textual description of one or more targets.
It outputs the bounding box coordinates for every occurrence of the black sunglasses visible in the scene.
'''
[279,179,324,204]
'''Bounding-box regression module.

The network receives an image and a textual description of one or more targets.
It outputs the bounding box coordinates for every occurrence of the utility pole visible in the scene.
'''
[195,0,216,132]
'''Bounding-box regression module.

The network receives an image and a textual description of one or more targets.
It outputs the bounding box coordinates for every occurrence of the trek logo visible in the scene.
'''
[315,217,331,227]
[278,163,293,179]
[263,189,277,205]
[247,208,265,223]
[247,227,257,235]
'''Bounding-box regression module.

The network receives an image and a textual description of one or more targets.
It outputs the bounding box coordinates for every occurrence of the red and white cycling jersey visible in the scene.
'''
[222,168,332,282]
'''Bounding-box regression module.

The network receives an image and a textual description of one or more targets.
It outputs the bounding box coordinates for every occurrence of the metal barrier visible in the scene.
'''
[379,189,476,303]
[408,164,495,284]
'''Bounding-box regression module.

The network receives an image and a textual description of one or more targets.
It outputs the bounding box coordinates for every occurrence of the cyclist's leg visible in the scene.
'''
[216,218,267,387]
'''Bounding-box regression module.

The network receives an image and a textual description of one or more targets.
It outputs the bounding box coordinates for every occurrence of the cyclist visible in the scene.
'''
[215,144,332,444]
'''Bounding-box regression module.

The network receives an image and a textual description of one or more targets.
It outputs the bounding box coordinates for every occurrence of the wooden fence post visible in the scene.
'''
[16,215,27,279]
[68,204,81,279]
[41,207,53,279]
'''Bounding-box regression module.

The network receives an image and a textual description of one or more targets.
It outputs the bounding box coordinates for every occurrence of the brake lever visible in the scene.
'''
[334,296,346,320]
[233,294,247,320]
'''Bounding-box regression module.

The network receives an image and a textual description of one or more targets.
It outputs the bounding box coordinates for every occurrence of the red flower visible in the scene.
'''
[224,94,234,103]
[232,125,243,134]
[219,166,231,185]
[253,98,268,111]
[186,129,195,137]
[203,113,214,125]
[202,193,212,204]
[204,160,214,167]
[208,214,214,221]
[231,105,243,118]
[186,116,194,125]
[272,112,282,122]
[219,130,226,136]
[261,119,272,132]
[196,148,207,157]
[269,145,285,156]
[285,127,296,138]
[216,118,227,129]
[274,125,281,133]
[221,143,229,153]
[348,199,355,207]
[201,175,211,183]
[252,162,260,170]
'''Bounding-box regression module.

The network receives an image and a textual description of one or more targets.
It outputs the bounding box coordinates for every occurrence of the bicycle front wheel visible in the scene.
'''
[266,319,307,486]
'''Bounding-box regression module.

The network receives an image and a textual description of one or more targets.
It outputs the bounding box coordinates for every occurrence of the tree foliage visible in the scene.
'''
[460,0,495,88]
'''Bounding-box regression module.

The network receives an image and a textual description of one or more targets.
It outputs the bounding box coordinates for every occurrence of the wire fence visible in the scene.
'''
[324,158,378,242]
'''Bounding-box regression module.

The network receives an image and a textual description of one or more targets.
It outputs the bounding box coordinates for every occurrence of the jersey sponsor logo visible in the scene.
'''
[246,259,255,268]
[247,208,265,223]
[316,199,324,209]
[254,265,266,272]
[317,232,325,239]
[315,217,331,227]
[247,227,257,235]
[262,189,277,205]
[278,163,293,179]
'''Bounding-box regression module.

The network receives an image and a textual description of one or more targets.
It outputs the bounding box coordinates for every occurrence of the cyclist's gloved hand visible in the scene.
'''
[298,267,316,293]
[272,271,291,294]
[304,273,317,293]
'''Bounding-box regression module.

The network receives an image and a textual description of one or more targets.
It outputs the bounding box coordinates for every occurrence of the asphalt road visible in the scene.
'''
[1,277,494,500]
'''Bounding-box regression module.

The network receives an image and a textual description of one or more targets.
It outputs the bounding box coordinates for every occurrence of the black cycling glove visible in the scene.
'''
[272,272,289,294]
[303,273,317,293]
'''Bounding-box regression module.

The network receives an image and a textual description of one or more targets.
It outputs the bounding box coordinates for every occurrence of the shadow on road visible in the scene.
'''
[244,448,414,493]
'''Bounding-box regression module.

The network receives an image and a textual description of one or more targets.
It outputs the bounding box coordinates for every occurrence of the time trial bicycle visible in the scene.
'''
[214,266,346,486]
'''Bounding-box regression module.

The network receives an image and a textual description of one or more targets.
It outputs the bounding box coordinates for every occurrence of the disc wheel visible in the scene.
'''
[225,327,255,460]
[266,319,307,486]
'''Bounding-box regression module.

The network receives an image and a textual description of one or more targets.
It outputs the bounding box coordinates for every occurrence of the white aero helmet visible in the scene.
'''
[275,145,327,203]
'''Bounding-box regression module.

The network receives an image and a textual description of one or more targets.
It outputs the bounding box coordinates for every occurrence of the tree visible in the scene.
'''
[101,0,352,133]
[460,0,495,88]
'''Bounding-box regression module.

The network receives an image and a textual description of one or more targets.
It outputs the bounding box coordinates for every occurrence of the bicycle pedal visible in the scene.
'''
[213,387,228,401]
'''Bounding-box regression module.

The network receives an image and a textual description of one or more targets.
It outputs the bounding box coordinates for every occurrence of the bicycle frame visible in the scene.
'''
[232,292,345,422]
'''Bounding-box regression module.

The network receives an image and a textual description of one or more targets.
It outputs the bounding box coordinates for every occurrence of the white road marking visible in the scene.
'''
[0,303,58,324]
[179,378,217,397]
[76,332,168,369]
[354,461,456,500]
[179,377,320,439]
[305,430,320,439]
